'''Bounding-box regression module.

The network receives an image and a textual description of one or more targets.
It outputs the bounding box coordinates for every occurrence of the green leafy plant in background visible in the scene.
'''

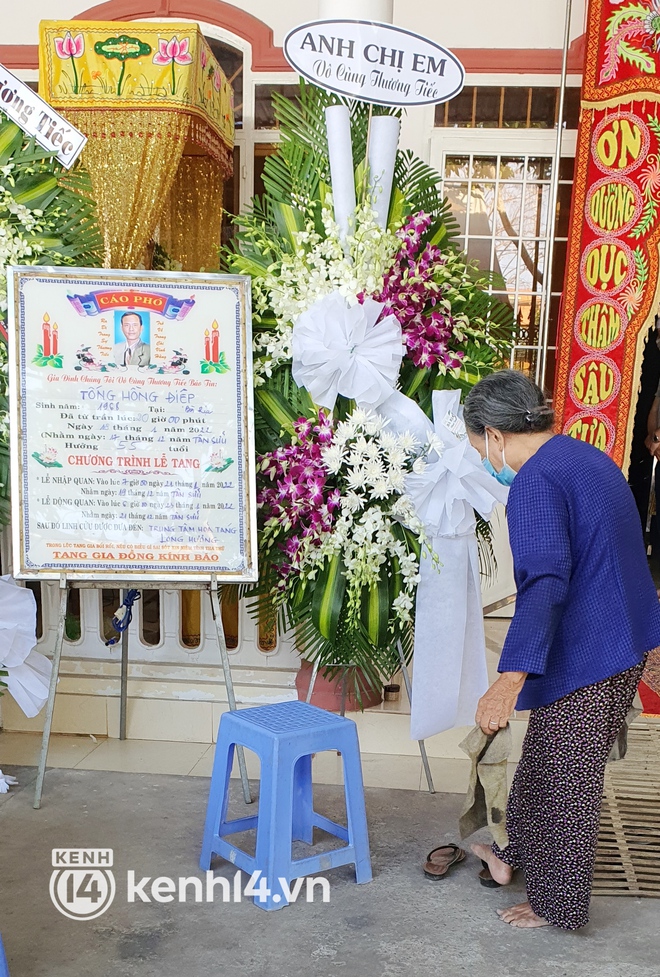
[0,112,103,526]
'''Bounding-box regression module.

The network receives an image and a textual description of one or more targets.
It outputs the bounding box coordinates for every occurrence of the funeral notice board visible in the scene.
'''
[8,267,257,582]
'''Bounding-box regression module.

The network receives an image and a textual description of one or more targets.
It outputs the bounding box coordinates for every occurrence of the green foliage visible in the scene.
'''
[200,352,230,374]
[247,553,414,690]
[631,194,659,240]
[392,150,459,239]
[0,113,103,526]
[227,80,462,268]
[0,121,103,271]
[648,114,660,141]
[634,245,650,286]
[32,346,63,369]
[311,552,347,641]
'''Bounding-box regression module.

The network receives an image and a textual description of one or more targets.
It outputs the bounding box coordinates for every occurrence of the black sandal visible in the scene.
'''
[479,859,502,888]
[423,843,466,880]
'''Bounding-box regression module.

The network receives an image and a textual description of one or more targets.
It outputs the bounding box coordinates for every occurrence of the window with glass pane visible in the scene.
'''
[254,143,279,199]
[255,84,302,129]
[474,87,502,128]
[442,153,574,387]
[435,86,581,130]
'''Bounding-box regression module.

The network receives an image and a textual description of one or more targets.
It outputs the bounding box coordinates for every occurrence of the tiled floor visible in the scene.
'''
[0,729,513,793]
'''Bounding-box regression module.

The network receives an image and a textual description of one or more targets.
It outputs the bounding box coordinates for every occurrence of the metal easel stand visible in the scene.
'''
[33,575,67,809]
[303,651,436,793]
[396,641,435,795]
[304,660,349,715]
[34,575,252,808]
[209,574,252,805]
[285,597,522,802]
[119,590,130,741]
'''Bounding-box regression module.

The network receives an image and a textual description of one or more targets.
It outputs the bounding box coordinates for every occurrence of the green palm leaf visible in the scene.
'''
[255,386,299,438]
[11,173,59,210]
[360,568,391,648]
[0,120,23,163]
[311,552,346,641]
[393,150,460,244]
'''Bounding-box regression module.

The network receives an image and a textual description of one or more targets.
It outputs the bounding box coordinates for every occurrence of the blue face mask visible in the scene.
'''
[482,431,516,486]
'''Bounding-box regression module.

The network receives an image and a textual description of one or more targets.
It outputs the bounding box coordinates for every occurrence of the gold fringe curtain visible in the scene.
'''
[158,155,225,272]
[67,110,189,269]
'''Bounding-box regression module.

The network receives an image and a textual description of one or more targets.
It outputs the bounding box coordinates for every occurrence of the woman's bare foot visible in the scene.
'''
[497,902,550,928]
[470,843,513,885]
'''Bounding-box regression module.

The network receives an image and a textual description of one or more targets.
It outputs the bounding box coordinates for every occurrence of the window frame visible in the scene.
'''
[432,126,577,389]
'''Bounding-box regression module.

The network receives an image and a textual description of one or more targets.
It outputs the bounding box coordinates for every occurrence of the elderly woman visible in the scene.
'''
[462,370,660,931]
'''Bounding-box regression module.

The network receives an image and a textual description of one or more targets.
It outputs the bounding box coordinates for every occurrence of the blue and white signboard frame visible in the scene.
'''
[8,266,257,582]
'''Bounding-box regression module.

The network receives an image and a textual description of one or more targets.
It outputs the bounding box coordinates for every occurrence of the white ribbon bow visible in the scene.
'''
[378,389,509,739]
[0,576,51,718]
[380,389,509,535]
[292,291,404,410]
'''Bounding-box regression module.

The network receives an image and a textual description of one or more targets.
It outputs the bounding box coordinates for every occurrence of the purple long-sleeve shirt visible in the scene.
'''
[499,435,660,710]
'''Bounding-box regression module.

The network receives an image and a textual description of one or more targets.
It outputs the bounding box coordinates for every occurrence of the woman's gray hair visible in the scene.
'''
[463,369,555,435]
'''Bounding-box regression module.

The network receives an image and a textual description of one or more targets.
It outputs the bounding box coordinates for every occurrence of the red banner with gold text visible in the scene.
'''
[555,0,660,467]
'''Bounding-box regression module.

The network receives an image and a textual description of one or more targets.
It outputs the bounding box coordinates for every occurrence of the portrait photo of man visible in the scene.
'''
[112,311,151,367]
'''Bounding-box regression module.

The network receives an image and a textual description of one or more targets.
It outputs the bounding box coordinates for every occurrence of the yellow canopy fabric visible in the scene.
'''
[39,20,234,166]
[38,20,234,270]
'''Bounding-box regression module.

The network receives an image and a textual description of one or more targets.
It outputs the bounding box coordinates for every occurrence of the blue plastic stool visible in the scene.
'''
[200,700,372,910]
[0,934,9,976]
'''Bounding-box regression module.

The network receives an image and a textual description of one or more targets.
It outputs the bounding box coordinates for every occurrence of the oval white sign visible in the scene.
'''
[284,19,465,107]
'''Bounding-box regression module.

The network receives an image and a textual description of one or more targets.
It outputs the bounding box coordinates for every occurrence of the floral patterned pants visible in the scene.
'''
[492,659,647,930]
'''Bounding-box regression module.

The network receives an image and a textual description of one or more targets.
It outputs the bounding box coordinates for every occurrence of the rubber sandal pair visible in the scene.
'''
[423,843,466,880]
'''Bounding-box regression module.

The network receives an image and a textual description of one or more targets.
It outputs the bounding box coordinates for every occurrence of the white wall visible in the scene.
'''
[3,0,587,51]
[395,0,587,49]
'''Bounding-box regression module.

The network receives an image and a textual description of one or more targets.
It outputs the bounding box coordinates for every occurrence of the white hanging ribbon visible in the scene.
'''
[379,389,508,738]
[0,576,51,718]
[291,291,404,410]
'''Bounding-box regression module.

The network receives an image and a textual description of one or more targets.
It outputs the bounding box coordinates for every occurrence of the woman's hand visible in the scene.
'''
[476,672,527,736]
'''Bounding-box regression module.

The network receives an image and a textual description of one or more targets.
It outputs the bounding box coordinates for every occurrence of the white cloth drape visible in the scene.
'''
[379,389,508,738]
[0,576,51,718]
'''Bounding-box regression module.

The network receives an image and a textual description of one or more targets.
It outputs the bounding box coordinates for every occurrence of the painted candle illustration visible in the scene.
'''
[201,320,230,374]
[33,314,63,368]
